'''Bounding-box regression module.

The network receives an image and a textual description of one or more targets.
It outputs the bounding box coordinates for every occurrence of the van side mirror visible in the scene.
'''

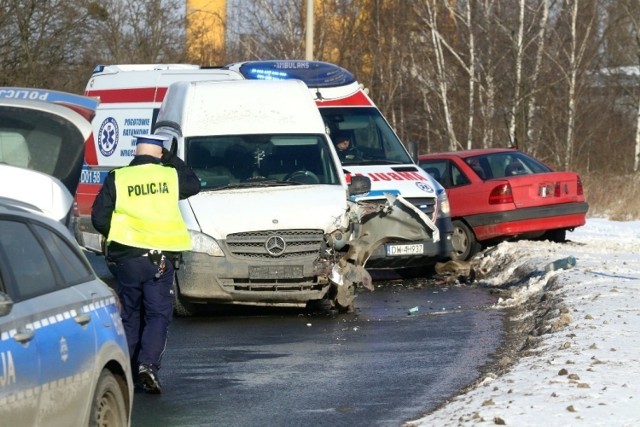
[349,175,371,196]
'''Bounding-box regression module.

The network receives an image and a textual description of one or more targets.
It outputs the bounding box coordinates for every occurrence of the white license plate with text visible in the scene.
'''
[386,244,424,256]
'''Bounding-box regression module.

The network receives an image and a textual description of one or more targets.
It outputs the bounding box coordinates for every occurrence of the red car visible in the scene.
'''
[418,148,588,260]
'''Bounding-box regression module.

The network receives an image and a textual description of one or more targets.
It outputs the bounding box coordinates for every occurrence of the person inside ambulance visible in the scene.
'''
[332,130,358,162]
[91,134,200,394]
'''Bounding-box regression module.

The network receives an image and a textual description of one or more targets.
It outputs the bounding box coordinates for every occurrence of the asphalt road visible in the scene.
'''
[87,254,503,427]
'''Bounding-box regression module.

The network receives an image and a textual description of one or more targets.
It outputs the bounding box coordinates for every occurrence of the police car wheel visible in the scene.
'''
[89,369,128,426]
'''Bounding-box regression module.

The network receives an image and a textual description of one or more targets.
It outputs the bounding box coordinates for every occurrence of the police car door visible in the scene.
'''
[0,217,43,425]
[0,217,97,425]
[28,222,99,425]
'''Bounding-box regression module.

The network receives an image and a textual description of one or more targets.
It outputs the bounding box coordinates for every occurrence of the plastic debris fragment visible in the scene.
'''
[545,256,577,272]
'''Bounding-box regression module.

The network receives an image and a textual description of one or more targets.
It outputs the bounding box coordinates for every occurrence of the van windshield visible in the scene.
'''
[185,134,342,190]
[320,107,413,166]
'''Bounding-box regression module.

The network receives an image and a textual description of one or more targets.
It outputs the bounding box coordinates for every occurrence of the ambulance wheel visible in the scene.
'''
[89,369,129,427]
[284,170,320,184]
[172,278,200,317]
[451,220,481,261]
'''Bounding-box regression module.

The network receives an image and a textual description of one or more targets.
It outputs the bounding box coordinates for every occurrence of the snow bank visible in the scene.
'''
[407,218,640,426]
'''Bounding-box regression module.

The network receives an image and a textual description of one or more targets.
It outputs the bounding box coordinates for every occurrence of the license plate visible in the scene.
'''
[249,265,303,279]
[386,244,424,256]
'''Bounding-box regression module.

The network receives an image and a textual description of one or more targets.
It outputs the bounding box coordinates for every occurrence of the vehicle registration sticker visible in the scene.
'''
[386,244,424,256]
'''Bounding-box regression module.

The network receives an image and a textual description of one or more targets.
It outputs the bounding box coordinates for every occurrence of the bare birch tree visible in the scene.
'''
[508,0,526,149]
[477,0,498,149]
[463,0,475,149]
[614,0,640,172]
[525,0,550,157]
[412,1,460,151]
[564,0,595,170]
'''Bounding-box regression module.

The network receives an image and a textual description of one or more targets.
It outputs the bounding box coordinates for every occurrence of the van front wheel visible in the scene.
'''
[172,278,201,317]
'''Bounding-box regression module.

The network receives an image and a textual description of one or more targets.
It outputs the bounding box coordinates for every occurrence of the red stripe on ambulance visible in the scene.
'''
[314,91,372,107]
[85,87,168,104]
[357,172,427,182]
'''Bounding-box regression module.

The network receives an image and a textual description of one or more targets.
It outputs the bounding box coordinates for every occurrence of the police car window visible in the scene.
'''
[0,219,56,301]
[33,224,94,285]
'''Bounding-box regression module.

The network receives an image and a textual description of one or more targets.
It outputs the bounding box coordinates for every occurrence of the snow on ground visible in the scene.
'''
[407,218,640,427]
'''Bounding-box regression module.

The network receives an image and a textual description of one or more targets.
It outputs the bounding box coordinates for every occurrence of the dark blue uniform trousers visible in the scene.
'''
[116,256,174,373]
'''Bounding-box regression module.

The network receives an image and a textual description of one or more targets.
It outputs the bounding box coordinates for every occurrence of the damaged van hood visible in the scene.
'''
[332,193,441,308]
[183,185,348,237]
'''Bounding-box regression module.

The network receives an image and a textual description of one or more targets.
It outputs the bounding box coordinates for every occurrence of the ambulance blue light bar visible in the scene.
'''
[236,60,357,88]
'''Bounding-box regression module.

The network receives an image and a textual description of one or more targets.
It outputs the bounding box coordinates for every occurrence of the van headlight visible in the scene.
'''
[189,230,224,256]
[437,189,451,217]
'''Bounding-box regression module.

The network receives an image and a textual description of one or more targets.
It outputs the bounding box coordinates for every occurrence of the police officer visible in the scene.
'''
[91,134,200,394]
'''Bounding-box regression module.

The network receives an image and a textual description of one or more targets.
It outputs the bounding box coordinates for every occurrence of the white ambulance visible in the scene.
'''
[79,61,453,275]
[226,60,453,270]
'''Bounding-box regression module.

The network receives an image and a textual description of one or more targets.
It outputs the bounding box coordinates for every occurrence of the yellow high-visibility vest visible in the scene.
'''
[108,164,191,251]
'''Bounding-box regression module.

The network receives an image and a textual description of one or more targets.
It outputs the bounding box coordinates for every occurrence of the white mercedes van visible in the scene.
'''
[152,79,372,315]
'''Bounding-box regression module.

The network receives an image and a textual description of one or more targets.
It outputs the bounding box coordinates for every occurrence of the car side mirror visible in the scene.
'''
[0,292,14,317]
[349,175,371,196]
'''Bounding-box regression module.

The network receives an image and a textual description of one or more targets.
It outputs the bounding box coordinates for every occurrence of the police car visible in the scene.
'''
[0,88,132,425]
[0,201,133,426]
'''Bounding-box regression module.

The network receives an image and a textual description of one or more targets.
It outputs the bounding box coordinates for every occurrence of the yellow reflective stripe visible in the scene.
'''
[110,213,191,251]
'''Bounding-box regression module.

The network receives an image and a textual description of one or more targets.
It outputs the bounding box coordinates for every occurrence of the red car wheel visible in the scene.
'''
[451,220,481,261]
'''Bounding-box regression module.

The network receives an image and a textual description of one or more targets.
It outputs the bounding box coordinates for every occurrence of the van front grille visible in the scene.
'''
[225,229,324,259]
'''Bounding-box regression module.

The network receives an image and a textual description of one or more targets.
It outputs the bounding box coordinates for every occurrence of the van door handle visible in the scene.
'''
[74,312,92,326]
[13,328,35,343]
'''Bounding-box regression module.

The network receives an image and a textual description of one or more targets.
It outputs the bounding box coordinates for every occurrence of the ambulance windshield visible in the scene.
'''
[322,107,413,166]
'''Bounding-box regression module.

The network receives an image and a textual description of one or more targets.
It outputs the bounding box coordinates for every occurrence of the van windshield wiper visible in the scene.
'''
[352,159,404,165]
[204,180,302,191]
